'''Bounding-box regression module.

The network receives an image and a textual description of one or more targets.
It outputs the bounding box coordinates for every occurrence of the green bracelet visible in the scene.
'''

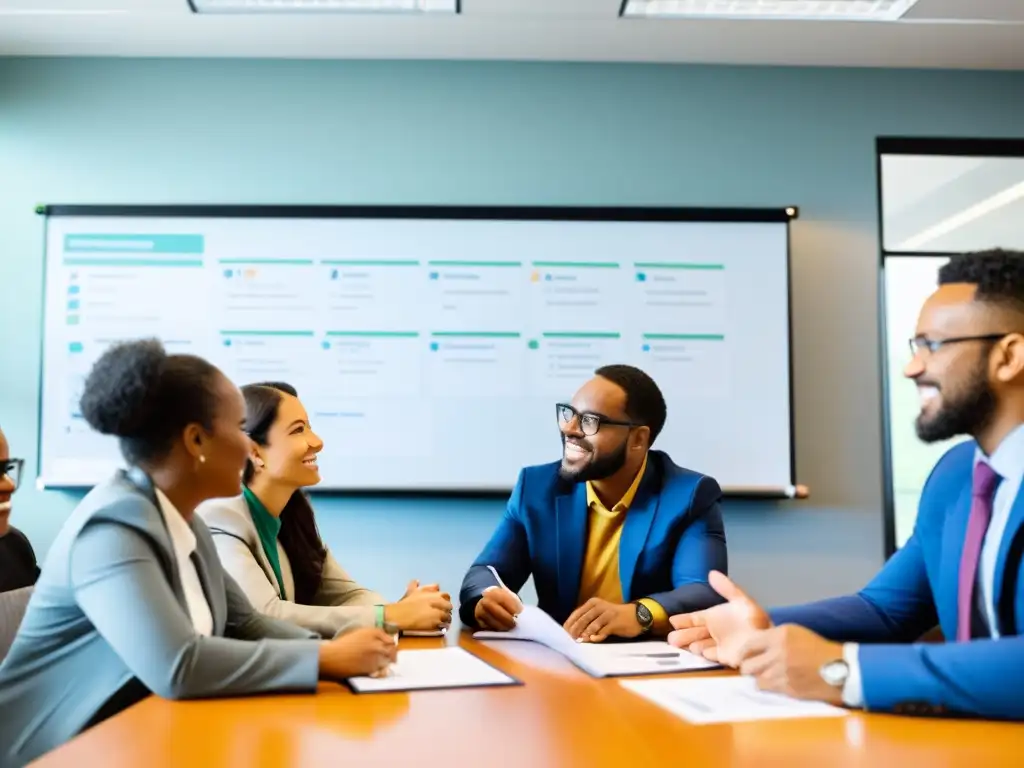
[375,604,385,628]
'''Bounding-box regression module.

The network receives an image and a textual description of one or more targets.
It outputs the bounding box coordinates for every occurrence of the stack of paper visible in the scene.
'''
[620,676,849,723]
[347,647,519,693]
[473,605,718,678]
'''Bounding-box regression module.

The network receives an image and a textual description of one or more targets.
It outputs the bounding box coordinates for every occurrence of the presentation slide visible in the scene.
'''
[39,209,793,492]
[883,256,968,548]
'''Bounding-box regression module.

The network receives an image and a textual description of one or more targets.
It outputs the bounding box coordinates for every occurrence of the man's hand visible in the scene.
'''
[474,587,523,631]
[564,598,641,643]
[666,570,770,665]
[736,625,846,706]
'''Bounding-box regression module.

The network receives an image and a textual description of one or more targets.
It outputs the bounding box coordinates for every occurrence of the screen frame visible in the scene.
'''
[875,137,1024,557]
[37,203,799,498]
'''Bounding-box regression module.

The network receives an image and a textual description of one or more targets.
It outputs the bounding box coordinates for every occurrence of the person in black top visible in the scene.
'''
[0,425,39,592]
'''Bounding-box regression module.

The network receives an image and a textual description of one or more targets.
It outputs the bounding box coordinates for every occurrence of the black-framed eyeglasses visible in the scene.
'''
[908,333,1009,357]
[556,403,640,437]
[1,459,24,491]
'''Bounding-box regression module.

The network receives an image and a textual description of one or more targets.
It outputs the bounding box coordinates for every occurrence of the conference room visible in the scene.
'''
[1,0,1024,765]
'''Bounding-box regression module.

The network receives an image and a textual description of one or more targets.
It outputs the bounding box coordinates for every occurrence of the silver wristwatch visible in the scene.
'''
[819,658,850,688]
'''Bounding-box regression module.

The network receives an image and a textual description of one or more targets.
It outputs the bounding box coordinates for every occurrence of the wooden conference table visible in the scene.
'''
[33,631,1024,768]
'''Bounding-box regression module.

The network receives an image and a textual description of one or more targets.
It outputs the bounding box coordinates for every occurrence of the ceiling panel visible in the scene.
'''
[0,0,1021,68]
[464,0,622,16]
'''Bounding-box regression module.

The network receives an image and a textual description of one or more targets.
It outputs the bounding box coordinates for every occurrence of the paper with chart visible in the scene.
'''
[473,605,718,677]
[620,676,849,724]
[347,647,518,693]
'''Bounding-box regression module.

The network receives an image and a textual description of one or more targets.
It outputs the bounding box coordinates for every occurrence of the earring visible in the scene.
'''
[199,455,206,464]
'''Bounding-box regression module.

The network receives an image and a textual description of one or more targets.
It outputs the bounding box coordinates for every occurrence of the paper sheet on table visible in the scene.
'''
[474,605,718,677]
[620,675,849,723]
[347,647,518,693]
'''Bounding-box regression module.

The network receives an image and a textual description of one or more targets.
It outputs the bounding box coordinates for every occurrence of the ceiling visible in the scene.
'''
[1,0,1024,69]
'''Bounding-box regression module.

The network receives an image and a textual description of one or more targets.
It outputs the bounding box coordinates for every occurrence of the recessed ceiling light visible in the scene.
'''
[191,0,458,14]
[621,0,920,22]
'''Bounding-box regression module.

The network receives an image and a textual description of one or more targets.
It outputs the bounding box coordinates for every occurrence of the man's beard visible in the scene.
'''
[915,367,997,443]
[558,436,629,483]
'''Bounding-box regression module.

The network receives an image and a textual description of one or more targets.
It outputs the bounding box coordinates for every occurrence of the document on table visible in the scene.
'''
[473,605,718,678]
[347,647,520,693]
[620,676,849,724]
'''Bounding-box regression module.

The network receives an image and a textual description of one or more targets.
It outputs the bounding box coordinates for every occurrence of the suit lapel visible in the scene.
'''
[938,483,973,636]
[992,485,1024,631]
[619,460,659,602]
[556,484,588,617]
[125,467,186,603]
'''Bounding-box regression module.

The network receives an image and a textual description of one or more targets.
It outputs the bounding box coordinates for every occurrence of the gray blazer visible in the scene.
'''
[0,469,322,767]
[197,495,385,638]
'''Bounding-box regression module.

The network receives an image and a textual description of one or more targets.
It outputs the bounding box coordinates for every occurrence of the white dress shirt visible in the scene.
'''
[842,424,1024,707]
[155,488,214,637]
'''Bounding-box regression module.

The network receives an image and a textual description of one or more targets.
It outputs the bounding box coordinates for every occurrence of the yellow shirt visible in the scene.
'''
[577,455,669,634]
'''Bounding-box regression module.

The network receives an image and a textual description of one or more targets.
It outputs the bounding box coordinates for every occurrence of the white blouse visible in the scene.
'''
[155,488,214,636]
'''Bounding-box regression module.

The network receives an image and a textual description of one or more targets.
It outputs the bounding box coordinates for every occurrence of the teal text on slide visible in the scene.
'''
[64,234,205,254]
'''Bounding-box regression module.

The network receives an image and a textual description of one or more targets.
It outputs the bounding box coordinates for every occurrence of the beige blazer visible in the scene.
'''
[197,494,385,638]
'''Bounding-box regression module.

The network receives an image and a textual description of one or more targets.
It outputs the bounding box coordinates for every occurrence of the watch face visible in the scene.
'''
[635,602,653,627]
[819,660,849,687]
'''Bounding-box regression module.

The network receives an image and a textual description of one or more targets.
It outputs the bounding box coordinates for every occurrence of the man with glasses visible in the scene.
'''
[667,248,1024,720]
[458,364,727,641]
[0,425,39,593]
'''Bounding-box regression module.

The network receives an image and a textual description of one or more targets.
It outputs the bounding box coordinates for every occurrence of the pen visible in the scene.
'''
[485,565,523,614]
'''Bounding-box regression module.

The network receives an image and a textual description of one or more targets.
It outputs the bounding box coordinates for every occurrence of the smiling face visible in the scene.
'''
[558,376,648,483]
[195,374,253,500]
[904,283,1002,443]
[252,392,324,489]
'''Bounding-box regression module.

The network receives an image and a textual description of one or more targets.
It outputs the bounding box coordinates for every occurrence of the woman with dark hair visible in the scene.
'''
[0,341,397,767]
[197,382,452,638]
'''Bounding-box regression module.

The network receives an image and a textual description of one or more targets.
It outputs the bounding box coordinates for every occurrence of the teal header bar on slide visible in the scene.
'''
[64,234,205,254]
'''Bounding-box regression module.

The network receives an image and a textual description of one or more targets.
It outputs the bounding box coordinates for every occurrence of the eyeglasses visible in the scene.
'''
[908,333,1009,358]
[556,403,640,437]
[1,459,24,491]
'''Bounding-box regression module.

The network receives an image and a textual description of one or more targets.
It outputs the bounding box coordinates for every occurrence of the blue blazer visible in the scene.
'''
[459,450,728,627]
[772,441,1024,720]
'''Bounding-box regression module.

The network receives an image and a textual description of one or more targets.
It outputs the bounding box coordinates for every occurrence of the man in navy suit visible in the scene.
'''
[459,365,727,642]
[669,248,1024,720]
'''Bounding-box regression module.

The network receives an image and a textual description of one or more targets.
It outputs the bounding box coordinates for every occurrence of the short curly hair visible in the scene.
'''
[79,338,222,465]
[938,248,1024,313]
[594,364,667,444]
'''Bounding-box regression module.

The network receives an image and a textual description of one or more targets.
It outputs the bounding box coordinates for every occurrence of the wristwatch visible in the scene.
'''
[819,658,850,688]
[633,601,654,634]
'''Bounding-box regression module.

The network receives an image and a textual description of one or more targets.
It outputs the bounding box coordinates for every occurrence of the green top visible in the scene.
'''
[242,485,288,599]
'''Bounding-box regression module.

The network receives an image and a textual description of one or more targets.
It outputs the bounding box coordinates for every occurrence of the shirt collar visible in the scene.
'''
[154,487,197,557]
[586,453,649,513]
[975,423,1024,482]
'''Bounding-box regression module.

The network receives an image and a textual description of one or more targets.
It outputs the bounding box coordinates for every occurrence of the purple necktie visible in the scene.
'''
[956,461,1001,642]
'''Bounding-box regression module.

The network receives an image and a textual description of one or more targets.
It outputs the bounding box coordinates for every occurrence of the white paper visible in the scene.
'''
[347,647,517,693]
[474,605,717,677]
[620,676,849,724]
[573,640,719,677]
